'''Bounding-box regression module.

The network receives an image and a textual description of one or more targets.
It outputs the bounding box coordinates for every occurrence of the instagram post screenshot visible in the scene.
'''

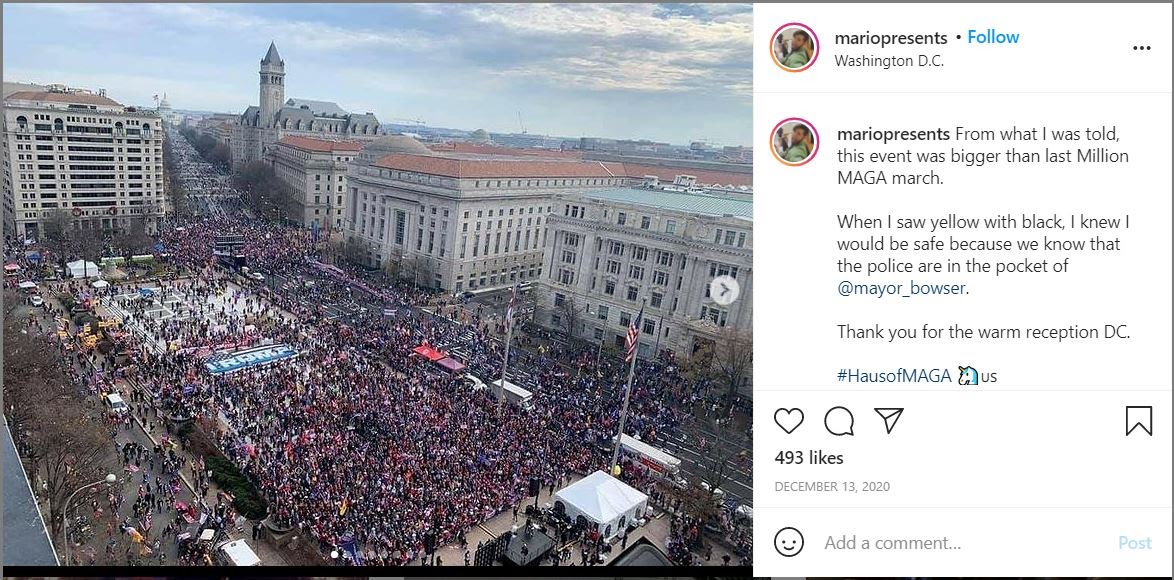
[1,2,755,576]
[0,1,1169,580]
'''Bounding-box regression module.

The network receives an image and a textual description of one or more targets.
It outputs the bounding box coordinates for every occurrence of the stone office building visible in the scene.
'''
[345,138,631,291]
[538,187,752,361]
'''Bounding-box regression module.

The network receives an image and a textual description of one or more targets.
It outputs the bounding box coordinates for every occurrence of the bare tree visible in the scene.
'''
[681,444,747,525]
[553,294,585,341]
[233,161,297,223]
[42,209,76,272]
[112,217,152,258]
[395,255,425,287]
[162,130,191,218]
[3,292,72,460]
[336,236,367,267]
[713,327,752,408]
[34,406,119,540]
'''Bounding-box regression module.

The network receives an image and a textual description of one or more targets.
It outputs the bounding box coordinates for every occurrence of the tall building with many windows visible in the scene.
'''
[345,138,631,291]
[267,135,362,230]
[538,186,752,362]
[3,85,165,239]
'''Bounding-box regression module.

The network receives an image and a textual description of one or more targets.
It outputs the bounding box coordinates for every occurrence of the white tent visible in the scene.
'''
[66,260,101,279]
[91,279,110,289]
[553,470,648,541]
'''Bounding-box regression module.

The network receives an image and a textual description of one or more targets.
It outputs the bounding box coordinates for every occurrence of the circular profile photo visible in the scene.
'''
[771,23,819,72]
[771,118,819,166]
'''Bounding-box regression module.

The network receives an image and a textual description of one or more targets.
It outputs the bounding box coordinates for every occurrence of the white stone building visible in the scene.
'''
[3,86,165,239]
[232,43,380,167]
[345,137,631,291]
[267,135,362,230]
[538,187,752,360]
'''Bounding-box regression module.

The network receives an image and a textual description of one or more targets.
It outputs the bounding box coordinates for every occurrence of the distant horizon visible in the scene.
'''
[2,3,752,147]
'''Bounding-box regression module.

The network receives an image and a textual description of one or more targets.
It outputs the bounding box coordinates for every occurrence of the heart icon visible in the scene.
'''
[774,408,804,434]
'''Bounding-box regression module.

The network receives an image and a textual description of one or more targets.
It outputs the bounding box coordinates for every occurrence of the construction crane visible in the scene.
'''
[392,117,426,127]
[517,111,527,135]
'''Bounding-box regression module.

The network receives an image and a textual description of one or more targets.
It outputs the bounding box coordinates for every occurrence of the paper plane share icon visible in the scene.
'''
[874,408,905,434]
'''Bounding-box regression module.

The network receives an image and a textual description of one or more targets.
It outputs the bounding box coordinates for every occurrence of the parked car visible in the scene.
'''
[27,295,44,307]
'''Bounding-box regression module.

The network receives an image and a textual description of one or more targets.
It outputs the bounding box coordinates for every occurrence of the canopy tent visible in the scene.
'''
[435,357,466,372]
[4,263,20,272]
[553,471,648,541]
[91,279,110,289]
[66,260,101,279]
[17,281,37,290]
[411,344,447,362]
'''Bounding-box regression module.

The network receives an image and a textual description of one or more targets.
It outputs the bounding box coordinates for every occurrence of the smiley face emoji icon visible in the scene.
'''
[774,526,804,557]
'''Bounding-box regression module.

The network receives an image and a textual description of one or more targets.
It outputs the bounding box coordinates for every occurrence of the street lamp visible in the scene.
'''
[64,473,116,565]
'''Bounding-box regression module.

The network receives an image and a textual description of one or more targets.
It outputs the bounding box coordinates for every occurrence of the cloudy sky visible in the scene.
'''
[3,3,751,146]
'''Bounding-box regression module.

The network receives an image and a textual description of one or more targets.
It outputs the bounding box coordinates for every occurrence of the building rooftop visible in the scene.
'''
[6,90,123,107]
[262,41,283,65]
[578,187,753,219]
[278,135,363,153]
[3,423,58,565]
[363,134,433,156]
[3,82,47,98]
[285,97,348,118]
[373,153,627,179]
[428,141,583,159]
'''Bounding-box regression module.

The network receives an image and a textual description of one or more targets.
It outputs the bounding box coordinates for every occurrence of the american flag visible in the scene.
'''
[505,283,519,330]
[625,303,645,363]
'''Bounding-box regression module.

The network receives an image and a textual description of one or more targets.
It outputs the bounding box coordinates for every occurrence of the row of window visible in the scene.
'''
[473,178,621,189]
[460,229,543,259]
[464,206,549,219]
[561,205,682,237]
[714,228,748,248]
[461,216,543,233]
[461,265,540,291]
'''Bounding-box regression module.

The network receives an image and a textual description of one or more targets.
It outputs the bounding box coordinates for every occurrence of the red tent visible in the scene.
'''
[412,344,446,362]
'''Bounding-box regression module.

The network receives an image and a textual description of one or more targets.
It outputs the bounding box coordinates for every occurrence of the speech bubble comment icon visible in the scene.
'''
[824,406,855,436]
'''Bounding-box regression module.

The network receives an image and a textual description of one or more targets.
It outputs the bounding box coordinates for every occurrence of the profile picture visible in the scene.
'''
[772,23,819,71]
[771,118,818,166]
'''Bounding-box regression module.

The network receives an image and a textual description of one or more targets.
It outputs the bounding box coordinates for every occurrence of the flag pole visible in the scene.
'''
[498,284,518,409]
[498,315,514,409]
[611,298,645,473]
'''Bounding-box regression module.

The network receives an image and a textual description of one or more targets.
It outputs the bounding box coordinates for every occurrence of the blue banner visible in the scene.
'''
[204,344,299,376]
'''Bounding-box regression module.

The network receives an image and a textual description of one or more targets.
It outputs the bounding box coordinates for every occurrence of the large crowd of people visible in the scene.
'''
[4,129,752,566]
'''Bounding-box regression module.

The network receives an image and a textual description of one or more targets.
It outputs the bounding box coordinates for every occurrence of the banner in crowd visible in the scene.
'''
[204,344,299,376]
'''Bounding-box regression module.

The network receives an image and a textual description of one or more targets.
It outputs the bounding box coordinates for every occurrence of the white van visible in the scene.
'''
[615,434,686,483]
[104,393,129,414]
[491,378,533,410]
[215,539,262,566]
